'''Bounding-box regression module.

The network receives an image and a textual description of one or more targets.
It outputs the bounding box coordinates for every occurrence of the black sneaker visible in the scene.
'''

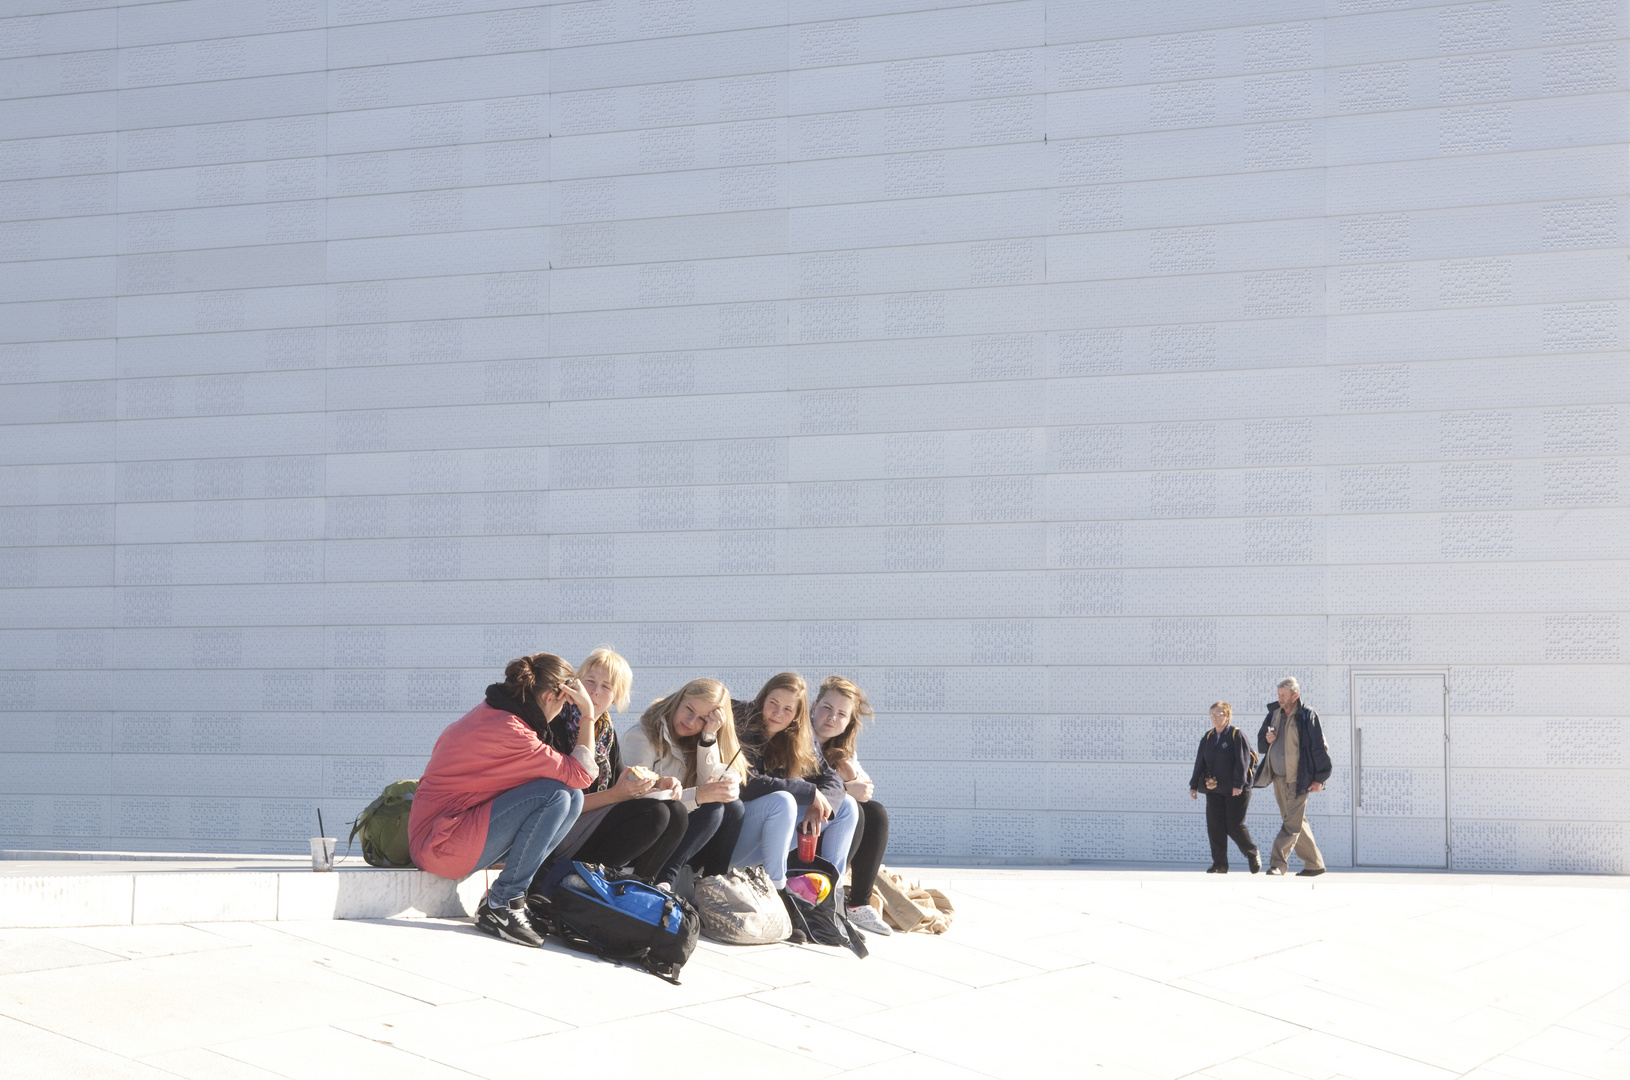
[1248,853,1262,874]
[1296,867,1326,877]
[476,896,547,947]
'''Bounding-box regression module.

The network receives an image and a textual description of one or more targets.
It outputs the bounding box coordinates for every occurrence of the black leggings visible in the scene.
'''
[550,799,689,884]
[657,798,745,885]
[846,800,889,901]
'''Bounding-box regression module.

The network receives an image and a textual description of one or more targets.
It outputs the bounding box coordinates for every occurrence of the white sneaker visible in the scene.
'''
[847,904,892,936]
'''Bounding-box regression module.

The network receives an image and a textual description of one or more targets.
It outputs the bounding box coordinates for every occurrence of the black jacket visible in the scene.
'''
[732,699,846,807]
[1189,725,1253,794]
[1255,701,1333,797]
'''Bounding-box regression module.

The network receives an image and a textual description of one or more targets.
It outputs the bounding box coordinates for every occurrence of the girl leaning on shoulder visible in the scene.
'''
[530,649,691,892]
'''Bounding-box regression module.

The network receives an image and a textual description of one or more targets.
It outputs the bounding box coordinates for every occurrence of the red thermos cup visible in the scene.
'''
[797,823,819,862]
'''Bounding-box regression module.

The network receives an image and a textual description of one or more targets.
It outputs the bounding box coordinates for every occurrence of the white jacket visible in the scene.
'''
[842,755,873,801]
[619,722,729,810]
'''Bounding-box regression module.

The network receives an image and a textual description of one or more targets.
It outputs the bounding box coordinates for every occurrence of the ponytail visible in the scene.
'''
[503,653,573,705]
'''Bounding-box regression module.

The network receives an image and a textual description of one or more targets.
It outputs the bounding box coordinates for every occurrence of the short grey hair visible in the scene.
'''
[1277,676,1300,694]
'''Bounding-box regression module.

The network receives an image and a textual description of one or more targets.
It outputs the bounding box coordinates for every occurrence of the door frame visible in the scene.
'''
[1348,667,1452,870]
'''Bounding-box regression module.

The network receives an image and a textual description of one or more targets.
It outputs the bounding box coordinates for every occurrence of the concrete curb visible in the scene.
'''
[0,868,490,928]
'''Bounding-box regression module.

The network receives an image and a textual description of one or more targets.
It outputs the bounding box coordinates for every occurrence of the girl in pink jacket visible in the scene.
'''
[409,652,599,948]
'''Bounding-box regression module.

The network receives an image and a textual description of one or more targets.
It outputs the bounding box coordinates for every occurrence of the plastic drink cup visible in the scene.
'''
[310,836,336,872]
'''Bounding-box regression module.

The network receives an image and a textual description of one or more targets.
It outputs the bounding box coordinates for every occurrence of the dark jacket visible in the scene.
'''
[1189,724,1253,794]
[1255,701,1332,797]
[732,699,846,807]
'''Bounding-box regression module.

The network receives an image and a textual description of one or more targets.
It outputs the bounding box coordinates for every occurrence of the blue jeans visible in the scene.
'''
[473,778,582,905]
[730,791,861,889]
[818,794,861,880]
[730,790,798,889]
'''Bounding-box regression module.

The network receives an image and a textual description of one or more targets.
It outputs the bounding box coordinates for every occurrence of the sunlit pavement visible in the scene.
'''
[3,865,1627,1079]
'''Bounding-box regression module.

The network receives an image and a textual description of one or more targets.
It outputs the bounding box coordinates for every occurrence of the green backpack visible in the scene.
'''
[348,779,419,868]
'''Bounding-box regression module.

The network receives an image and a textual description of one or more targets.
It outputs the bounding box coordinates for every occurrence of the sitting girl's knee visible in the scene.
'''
[766,791,798,818]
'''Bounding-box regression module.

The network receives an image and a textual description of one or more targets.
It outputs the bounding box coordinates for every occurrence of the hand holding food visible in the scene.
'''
[616,765,657,799]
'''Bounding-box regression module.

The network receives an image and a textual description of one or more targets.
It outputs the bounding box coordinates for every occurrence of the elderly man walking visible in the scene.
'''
[1255,677,1333,877]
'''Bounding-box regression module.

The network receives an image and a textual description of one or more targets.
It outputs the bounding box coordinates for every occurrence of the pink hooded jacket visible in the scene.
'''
[408,702,596,879]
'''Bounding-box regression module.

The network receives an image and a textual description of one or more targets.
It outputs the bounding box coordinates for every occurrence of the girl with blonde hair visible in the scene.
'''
[730,672,859,895]
[530,648,694,888]
[811,674,892,936]
[620,677,747,888]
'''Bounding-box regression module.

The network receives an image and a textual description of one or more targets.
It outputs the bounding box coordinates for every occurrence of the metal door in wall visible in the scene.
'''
[1351,671,1450,869]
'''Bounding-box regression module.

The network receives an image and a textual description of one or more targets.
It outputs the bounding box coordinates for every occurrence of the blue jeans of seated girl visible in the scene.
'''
[474,778,582,905]
[817,794,861,881]
[730,791,861,890]
[729,790,798,889]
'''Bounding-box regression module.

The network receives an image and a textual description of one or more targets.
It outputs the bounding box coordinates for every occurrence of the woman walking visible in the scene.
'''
[1188,702,1261,874]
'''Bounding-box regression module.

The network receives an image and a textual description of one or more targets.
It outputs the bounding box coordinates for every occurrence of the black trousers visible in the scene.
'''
[547,798,689,885]
[846,800,888,901]
[1204,789,1258,868]
[656,798,745,885]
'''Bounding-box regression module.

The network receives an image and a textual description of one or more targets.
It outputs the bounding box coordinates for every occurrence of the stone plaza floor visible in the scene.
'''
[2,864,1628,1079]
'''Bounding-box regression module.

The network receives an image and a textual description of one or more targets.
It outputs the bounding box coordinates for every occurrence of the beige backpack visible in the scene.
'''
[870,866,954,934]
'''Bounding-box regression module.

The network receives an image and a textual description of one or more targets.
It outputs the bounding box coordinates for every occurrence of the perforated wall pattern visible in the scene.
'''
[0,1,1626,871]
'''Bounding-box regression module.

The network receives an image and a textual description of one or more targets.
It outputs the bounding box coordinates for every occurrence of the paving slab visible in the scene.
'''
[1,865,1627,1079]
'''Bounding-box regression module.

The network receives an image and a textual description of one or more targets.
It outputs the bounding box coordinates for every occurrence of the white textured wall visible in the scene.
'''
[0,0,1626,871]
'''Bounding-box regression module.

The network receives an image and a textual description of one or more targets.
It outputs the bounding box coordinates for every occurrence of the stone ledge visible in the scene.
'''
[0,867,489,928]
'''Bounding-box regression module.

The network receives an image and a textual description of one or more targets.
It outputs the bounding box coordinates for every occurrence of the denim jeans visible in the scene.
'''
[729,790,798,889]
[818,794,861,880]
[473,777,582,905]
[730,790,861,889]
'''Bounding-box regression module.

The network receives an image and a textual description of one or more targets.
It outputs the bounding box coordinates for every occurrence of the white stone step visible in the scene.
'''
[0,854,490,928]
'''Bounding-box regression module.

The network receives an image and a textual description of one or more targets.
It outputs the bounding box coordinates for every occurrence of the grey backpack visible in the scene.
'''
[691,865,792,945]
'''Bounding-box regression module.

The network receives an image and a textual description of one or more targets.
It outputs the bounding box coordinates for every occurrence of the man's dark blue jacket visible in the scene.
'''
[1255,701,1333,797]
